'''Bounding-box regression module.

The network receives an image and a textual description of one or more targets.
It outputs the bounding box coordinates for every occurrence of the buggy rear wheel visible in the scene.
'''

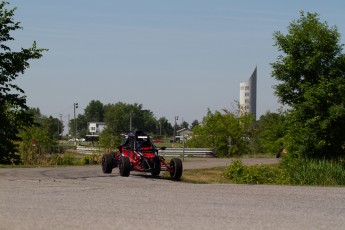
[170,158,183,180]
[102,153,113,174]
[151,157,161,176]
[119,156,130,177]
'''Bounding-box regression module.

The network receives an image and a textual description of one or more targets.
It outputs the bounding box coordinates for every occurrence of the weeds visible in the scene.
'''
[225,158,345,186]
[50,154,78,165]
[284,158,345,186]
[12,153,103,166]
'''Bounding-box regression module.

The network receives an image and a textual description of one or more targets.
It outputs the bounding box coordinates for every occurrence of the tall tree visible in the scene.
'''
[256,111,287,154]
[84,100,104,122]
[187,109,255,156]
[26,108,63,139]
[180,121,189,129]
[100,102,158,148]
[0,1,47,163]
[190,119,199,130]
[103,102,157,133]
[271,12,345,159]
[157,117,173,136]
[69,114,87,138]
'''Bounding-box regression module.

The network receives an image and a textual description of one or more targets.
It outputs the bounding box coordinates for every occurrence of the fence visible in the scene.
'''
[76,146,216,158]
[159,148,216,158]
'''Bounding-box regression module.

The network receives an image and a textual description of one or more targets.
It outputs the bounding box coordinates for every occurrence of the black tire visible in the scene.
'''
[151,157,161,176]
[276,151,281,158]
[119,156,130,177]
[102,154,113,174]
[170,158,183,180]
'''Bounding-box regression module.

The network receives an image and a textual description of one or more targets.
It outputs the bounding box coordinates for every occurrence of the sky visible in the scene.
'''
[7,0,345,129]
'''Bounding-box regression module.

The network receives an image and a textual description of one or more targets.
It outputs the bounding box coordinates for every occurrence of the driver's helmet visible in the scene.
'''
[141,140,150,147]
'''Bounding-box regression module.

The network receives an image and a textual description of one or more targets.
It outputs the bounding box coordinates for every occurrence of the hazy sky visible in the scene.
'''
[8,0,345,127]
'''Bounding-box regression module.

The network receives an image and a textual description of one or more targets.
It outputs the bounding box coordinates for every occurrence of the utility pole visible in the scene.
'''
[174,116,178,142]
[57,118,59,139]
[59,114,63,139]
[68,114,70,136]
[74,103,78,146]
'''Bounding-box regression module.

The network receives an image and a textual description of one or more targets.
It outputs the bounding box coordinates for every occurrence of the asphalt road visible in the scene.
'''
[1,158,345,230]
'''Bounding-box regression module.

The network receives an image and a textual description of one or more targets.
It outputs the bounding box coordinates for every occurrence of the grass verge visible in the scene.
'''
[180,166,232,184]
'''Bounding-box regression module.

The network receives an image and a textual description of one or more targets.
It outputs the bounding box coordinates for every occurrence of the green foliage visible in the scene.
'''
[68,100,174,144]
[79,154,100,165]
[69,114,87,138]
[256,110,287,154]
[99,128,122,150]
[41,117,62,139]
[17,108,65,164]
[104,102,157,133]
[50,154,77,166]
[157,116,173,136]
[84,100,104,122]
[27,108,63,138]
[187,109,255,156]
[180,121,189,129]
[0,1,47,164]
[226,158,345,186]
[271,11,345,159]
[49,153,100,166]
[281,157,345,186]
[18,126,54,165]
[225,160,289,184]
[190,119,199,130]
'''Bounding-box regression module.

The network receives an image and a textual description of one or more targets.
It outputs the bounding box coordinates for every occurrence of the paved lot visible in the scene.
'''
[1,158,344,230]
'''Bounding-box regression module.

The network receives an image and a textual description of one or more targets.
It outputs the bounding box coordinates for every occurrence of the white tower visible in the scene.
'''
[239,67,257,119]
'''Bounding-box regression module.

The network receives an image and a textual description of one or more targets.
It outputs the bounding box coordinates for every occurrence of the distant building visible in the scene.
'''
[239,67,257,120]
[175,128,192,142]
[86,122,106,140]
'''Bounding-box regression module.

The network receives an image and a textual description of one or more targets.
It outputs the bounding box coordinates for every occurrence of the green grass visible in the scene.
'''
[179,167,232,184]
[166,158,345,186]
[223,158,345,186]
[285,158,345,186]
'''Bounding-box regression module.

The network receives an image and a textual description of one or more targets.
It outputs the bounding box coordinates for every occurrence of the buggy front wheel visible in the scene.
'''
[119,156,130,177]
[151,156,161,176]
[170,158,183,180]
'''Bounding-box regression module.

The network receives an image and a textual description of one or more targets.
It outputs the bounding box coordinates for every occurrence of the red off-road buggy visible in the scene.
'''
[101,131,183,180]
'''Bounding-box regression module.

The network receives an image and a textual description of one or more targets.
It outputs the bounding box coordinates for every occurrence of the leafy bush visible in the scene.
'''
[187,109,255,157]
[225,160,289,184]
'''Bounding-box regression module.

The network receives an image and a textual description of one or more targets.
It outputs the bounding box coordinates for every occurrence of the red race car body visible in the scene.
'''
[102,131,183,180]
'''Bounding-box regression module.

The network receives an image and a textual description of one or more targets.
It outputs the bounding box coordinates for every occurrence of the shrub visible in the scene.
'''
[225,160,289,184]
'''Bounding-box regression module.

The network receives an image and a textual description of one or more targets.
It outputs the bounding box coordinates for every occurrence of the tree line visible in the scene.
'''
[68,100,177,138]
